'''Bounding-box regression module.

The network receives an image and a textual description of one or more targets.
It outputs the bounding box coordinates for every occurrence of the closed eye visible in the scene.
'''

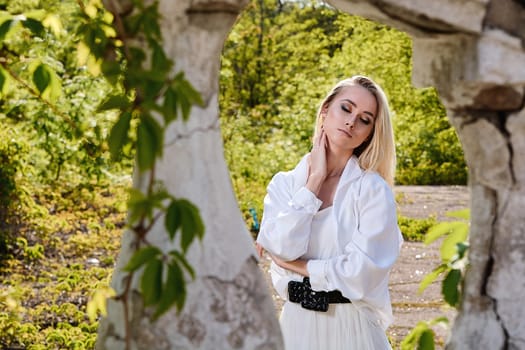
[360,117,371,125]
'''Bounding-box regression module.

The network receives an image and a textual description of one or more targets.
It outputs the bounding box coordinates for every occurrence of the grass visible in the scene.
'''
[0,175,442,349]
[0,179,128,349]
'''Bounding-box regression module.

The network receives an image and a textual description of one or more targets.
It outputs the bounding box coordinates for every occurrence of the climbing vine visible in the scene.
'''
[1,0,204,348]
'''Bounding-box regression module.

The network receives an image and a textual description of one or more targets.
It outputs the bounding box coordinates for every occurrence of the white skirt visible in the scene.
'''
[280,301,392,350]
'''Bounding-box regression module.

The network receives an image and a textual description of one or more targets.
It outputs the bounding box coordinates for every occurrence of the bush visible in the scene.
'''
[0,130,28,258]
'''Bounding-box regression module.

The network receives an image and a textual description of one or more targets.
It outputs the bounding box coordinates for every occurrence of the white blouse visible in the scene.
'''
[256,155,403,329]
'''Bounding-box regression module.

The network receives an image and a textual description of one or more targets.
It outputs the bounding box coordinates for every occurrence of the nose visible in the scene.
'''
[345,116,356,130]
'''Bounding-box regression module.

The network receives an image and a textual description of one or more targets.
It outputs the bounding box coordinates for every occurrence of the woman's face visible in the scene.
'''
[322,85,377,152]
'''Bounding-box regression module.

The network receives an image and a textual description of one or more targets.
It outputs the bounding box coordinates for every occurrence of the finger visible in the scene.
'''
[255,242,264,258]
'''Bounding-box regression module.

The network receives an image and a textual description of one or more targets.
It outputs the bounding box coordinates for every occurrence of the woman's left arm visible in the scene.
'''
[306,175,403,298]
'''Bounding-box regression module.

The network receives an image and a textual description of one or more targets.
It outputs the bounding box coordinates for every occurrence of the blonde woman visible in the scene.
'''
[256,76,403,349]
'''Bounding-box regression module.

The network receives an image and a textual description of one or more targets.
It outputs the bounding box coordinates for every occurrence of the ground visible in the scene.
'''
[257,185,470,349]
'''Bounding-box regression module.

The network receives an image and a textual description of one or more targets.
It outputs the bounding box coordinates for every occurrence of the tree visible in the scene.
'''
[95,0,283,348]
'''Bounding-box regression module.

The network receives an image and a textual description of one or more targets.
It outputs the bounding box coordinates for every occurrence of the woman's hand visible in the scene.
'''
[255,242,265,258]
[270,254,309,277]
[307,130,328,195]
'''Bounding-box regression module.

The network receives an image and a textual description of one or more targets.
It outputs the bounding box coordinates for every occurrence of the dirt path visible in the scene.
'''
[257,185,470,348]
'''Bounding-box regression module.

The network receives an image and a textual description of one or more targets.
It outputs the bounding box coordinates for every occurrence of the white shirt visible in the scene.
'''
[256,154,403,329]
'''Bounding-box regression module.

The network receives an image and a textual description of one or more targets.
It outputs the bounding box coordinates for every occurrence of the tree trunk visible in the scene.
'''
[96,0,283,349]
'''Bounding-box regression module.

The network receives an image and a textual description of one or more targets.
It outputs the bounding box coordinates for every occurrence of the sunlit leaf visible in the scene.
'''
[123,246,161,272]
[108,111,132,159]
[43,14,62,35]
[141,258,163,306]
[86,287,116,322]
[440,224,468,261]
[424,221,464,246]
[446,208,470,220]
[418,264,447,293]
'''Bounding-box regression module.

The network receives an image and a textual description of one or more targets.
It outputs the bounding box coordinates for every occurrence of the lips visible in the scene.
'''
[337,128,352,138]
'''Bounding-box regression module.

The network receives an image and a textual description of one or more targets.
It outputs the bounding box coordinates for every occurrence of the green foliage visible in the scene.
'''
[220,0,467,223]
[0,0,126,183]
[401,317,448,350]
[1,0,206,346]
[403,210,470,349]
[397,215,438,242]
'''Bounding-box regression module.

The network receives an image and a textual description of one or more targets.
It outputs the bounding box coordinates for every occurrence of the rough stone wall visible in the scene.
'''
[97,0,283,349]
[326,0,525,348]
[97,0,525,349]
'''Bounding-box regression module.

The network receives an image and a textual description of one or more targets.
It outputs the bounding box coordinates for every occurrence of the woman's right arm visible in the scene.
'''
[256,171,322,261]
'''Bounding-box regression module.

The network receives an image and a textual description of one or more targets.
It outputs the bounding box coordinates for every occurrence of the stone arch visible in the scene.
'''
[97,0,525,349]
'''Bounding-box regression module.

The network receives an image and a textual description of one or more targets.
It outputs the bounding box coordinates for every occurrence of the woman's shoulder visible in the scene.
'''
[359,170,394,198]
[268,155,309,187]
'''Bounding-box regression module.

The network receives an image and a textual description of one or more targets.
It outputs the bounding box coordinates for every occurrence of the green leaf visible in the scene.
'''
[400,321,429,350]
[446,209,470,220]
[442,269,461,307]
[417,329,435,350]
[153,262,185,319]
[418,264,447,293]
[428,316,449,327]
[123,246,161,272]
[141,258,163,306]
[0,18,13,41]
[22,18,44,36]
[172,72,203,121]
[108,111,132,159]
[0,66,6,93]
[151,42,172,73]
[165,201,182,241]
[101,60,122,85]
[33,64,51,94]
[170,250,195,279]
[136,114,163,171]
[86,287,116,322]
[163,86,177,124]
[424,221,464,245]
[178,199,205,252]
[98,95,130,112]
[440,224,468,261]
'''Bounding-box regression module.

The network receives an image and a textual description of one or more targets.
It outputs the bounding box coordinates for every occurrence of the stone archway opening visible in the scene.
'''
[97,1,525,349]
[218,0,467,345]
[217,0,525,348]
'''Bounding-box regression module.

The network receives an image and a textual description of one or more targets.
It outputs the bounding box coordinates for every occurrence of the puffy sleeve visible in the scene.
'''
[256,171,322,261]
[306,173,403,300]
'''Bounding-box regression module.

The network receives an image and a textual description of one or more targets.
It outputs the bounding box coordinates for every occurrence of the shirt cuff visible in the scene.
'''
[307,259,329,291]
[289,187,322,213]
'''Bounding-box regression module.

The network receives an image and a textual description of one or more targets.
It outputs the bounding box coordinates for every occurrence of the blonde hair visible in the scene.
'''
[313,76,396,187]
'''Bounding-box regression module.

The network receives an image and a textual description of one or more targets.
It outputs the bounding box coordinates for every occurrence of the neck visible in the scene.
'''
[325,144,353,177]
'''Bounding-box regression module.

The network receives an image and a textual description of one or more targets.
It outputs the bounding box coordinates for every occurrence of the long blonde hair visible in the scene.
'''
[313,76,396,187]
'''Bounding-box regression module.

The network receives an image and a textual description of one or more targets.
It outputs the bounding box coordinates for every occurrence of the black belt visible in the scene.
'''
[288,277,351,312]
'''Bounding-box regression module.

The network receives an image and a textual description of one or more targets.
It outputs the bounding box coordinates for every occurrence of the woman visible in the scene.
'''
[256,76,403,349]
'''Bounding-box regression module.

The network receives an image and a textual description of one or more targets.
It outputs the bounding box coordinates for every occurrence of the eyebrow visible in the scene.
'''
[342,98,375,118]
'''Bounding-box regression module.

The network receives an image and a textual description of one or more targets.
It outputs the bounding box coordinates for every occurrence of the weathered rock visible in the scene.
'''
[97,0,525,348]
